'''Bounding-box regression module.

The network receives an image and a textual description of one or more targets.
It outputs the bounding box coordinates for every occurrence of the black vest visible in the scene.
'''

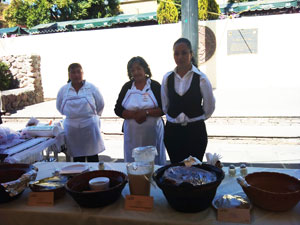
[167,72,204,118]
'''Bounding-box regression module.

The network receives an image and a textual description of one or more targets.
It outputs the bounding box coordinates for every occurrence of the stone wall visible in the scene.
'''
[0,55,44,113]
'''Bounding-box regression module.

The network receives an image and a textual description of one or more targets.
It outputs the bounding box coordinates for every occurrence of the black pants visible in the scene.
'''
[73,154,99,162]
[164,120,208,163]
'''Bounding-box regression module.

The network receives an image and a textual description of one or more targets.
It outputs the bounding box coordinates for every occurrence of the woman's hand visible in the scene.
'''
[134,110,147,124]
[122,110,136,120]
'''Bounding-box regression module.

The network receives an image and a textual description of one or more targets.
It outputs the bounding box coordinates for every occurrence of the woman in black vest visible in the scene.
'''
[161,38,215,163]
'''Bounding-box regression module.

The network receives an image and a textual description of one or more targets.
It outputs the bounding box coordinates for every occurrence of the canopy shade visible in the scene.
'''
[0,26,29,36]
[29,12,157,34]
[220,0,298,14]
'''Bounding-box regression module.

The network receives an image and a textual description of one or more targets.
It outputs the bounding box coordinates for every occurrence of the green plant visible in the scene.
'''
[199,0,220,21]
[157,0,178,24]
[0,62,13,91]
[3,0,121,28]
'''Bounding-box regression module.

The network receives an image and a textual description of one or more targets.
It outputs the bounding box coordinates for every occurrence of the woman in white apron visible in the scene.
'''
[56,63,105,162]
[115,57,166,165]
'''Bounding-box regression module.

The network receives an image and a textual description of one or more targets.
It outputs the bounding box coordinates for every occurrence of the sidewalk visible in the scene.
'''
[3,87,300,137]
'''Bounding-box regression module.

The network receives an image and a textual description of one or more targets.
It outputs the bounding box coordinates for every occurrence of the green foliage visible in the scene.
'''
[3,0,30,27]
[173,0,181,19]
[0,62,13,91]
[207,0,220,20]
[157,0,178,24]
[0,3,9,27]
[198,0,220,21]
[3,0,120,28]
[157,0,220,22]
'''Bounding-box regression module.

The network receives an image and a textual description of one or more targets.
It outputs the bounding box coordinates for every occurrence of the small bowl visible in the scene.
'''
[241,172,300,211]
[65,170,127,208]
[89,177,110,191]
[0,163,36,203]
[153,163,225,212]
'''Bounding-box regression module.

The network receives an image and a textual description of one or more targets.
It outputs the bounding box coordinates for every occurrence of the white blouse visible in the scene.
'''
[161,65,215,123]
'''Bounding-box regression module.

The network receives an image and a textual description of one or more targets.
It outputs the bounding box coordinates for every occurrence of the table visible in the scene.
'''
[0,133,65,164]
[0,162,299,225]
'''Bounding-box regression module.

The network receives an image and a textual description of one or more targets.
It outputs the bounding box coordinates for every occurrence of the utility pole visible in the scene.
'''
[181,0,199,64]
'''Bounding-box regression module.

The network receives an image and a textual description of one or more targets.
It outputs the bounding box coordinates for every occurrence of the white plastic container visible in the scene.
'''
[25,125,60,137]
[132,146,157,163]
[89,177,110,191]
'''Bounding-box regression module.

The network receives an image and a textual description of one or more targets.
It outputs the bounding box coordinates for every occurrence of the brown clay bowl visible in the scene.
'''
[65,170,128,208]
[0,163,36,203]
[241,172,300,211]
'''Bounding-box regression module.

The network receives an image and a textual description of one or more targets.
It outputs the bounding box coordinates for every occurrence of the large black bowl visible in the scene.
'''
[0,163,36,203]
[153,163,225,212]
[65,170,128,208]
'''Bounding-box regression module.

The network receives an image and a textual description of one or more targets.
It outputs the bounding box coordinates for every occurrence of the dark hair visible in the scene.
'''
[67,63,82,83]
[173,37,198,68]
[127,56,152,80]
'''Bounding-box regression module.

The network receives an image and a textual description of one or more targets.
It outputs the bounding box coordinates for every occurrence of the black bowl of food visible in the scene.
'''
[0,163,37,203]
[153,163,225,212]
[65,170,128,208]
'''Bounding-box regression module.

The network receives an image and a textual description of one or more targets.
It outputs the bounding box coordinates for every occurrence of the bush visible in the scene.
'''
[0,62,16,91]
[199,0,220,21]
[157,0,178,24]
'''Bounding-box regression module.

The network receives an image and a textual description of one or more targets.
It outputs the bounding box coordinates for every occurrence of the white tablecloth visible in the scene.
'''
[0,162,299,225]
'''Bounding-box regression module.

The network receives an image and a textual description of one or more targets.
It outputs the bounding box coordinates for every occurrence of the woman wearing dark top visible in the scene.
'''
[161,38,215,163]
[114,56,166,165]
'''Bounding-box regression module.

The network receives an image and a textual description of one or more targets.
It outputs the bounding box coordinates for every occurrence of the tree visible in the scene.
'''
[0,2,9,27]
[3,0,30,27]
[0,62,15,91]
[3,0,120,28]
[198,0,220,20]
[157,0,178,24]
[157,0,220,24]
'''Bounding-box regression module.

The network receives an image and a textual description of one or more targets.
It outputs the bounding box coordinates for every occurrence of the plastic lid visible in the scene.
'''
[132,146,158,161]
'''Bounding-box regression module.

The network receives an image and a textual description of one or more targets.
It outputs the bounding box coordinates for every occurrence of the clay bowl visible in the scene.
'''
[153,163,225,212]
[65,170,128,208]
[0,163,36,203]
[241,172,300,211]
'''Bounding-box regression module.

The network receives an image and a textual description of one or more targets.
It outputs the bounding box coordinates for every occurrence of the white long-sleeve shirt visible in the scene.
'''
[161,65,215,123]
[56,81,104,116]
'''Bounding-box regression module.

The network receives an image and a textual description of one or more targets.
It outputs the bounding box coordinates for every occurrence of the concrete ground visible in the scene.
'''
[1,87,300,168]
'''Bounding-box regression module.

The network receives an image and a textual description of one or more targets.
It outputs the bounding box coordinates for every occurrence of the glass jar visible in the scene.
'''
[98,162,105,170]
[240,164,248,177]
[228,164,236,176]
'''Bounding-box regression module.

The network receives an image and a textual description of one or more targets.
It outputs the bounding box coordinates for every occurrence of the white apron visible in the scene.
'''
[122,82,165,165]
[61,85,105,157]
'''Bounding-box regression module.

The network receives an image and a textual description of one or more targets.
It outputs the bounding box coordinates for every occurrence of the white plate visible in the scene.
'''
[59,164,89,175]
